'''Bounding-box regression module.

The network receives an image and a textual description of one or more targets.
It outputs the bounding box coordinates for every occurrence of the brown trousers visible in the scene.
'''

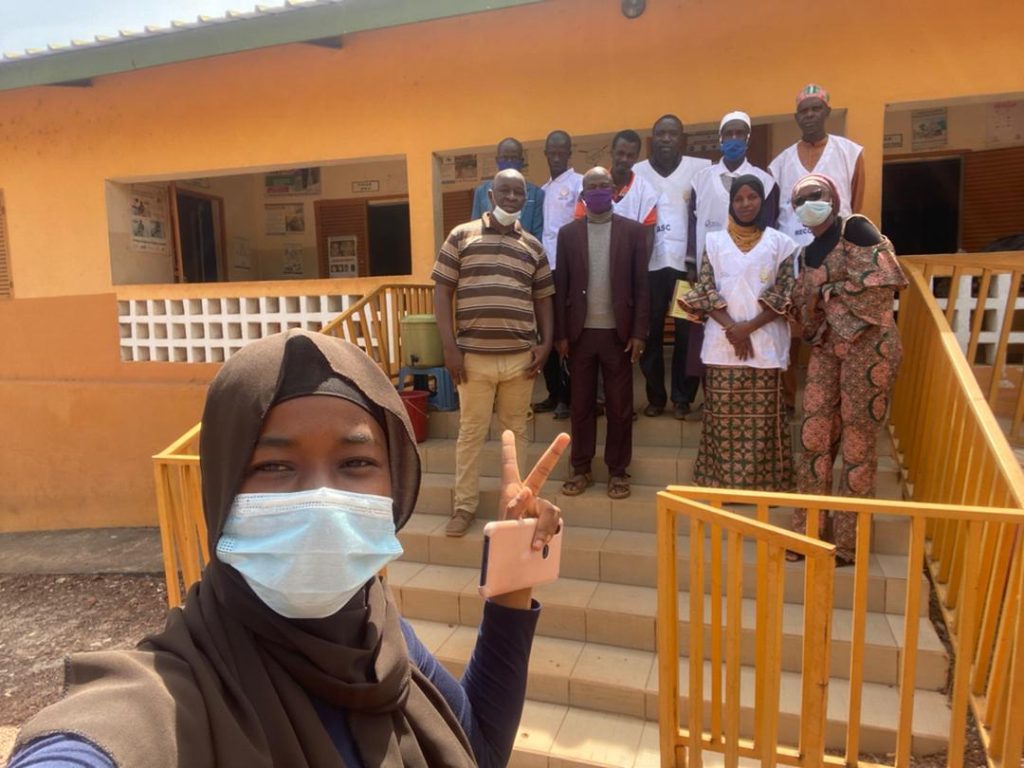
[568,328,633,477]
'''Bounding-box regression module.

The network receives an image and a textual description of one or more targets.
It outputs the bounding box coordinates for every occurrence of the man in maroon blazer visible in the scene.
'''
[554,167,650,499]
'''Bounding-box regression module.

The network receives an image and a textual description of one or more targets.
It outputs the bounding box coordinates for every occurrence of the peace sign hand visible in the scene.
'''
[491,430,570,609]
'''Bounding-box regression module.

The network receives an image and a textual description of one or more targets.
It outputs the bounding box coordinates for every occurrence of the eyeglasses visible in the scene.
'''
[793,188,826,207]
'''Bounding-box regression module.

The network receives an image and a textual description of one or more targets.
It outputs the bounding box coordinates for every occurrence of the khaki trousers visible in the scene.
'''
[454,350,533,515]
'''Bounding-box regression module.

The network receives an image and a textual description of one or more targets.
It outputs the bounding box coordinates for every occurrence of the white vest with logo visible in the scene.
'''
[541,169,583,270]
[611,170,659,225]
[691,159,776,269]
[769,134,862,248]
[701,228,797,369]
[634,157,711,273]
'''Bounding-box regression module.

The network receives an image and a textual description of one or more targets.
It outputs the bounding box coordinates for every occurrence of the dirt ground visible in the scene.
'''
[0,574,167,727]
[0,572,991,767]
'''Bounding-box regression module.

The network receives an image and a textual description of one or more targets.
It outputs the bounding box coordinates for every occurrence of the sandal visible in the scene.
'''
[607,474,631,500]
[561,473,593,496]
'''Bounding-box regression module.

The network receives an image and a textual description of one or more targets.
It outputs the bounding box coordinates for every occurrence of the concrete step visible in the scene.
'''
[399,513,927,617]
[424,409,896,458]
[414,470,911,556]
[388,559,946,689]
[409,617,950,762]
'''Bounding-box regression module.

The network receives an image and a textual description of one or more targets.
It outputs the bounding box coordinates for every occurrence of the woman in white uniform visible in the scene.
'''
[678,175,797,490]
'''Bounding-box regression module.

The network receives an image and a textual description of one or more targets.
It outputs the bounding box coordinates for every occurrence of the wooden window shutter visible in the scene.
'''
[314,199,370,277]
[442,190,475,238]
[0,190,11,298]
[961,146,1024,251]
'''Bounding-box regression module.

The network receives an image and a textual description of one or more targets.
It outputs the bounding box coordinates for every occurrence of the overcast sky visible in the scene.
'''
[0,1,285,53]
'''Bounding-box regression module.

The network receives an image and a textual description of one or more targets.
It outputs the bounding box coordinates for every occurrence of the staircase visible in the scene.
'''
[391,372,952,768]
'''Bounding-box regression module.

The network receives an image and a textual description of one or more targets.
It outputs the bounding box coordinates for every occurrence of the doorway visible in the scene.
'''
[176,189,225,282]
[881,158,961,255]
[368,201,412,276]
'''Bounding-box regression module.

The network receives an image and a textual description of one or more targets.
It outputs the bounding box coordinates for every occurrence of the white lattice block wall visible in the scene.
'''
[118,293,359,362]
[929,274,1024,365]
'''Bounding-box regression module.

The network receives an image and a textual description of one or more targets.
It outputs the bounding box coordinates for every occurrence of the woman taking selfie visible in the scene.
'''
[11,330,567,768]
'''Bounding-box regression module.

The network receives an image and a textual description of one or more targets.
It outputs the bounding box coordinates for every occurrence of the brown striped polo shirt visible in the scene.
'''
[432,211,555,354]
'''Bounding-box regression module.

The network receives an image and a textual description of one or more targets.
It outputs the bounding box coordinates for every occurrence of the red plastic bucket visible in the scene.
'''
[398,389,430,443]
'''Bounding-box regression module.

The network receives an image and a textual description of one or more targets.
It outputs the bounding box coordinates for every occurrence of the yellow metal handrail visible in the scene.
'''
[319,283,434,380]
[890,263,1024,768]
[901,250,1024,442]
[152,283,433,607]
[658,488,1024,768]
[656,491,835,768]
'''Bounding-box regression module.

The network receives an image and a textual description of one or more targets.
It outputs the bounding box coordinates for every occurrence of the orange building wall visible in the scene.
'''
[0,0,1022,530]
[0,295,215,530]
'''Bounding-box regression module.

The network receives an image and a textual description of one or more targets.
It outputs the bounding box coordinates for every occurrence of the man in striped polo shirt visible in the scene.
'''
[433,169,556,537]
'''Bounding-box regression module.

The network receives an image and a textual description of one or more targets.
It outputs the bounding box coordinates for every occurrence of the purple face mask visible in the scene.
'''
[496,158,524,172]
[582,187,614,214]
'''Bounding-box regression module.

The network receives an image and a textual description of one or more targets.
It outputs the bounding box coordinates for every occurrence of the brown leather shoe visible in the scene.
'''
[445,509,475,537]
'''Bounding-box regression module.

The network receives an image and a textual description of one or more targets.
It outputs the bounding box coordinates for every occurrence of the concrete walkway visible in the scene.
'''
[0,527,163,575]
[0,527,164,763]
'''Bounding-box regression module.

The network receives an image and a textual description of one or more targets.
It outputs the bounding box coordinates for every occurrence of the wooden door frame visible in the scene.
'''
[173,186,229,282]
[314,194,409,278]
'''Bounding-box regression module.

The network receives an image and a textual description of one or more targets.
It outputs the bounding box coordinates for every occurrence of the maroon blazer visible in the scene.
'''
[553,214,650,345]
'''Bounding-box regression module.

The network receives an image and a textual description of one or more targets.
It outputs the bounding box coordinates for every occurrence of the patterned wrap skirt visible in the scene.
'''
[694,365,795,491]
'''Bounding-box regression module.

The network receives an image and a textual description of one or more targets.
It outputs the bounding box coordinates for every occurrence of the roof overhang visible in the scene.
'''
[0,0,545,93]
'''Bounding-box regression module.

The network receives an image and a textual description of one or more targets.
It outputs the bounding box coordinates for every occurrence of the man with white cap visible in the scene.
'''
[684,111,778,420]
[769,84,864,248]
[689,111,778,268]
[769,84,865,411]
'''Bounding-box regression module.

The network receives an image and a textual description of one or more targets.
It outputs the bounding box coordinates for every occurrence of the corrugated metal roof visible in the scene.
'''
[0,0,545,91]
[2,1,332,62]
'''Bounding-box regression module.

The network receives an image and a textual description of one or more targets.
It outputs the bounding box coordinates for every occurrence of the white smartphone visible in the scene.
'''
[478,517,563,598]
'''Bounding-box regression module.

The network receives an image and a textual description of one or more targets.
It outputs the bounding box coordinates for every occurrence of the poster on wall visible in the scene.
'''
[911,108,948,150]
[986,101,1024,147]
[231,237,252,272]
[327,235,360,278]
[685,131,720,154]
[129,184,170,255]
[282,243,304,276]
[265,203,305,234]
[439,153,480,184]
[265,168,321,196]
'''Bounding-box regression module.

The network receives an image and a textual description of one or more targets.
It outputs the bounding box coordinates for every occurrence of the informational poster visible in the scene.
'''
[265,168,321,195]
[685,131,720,154]
[129,184,170,255]
[911,108,948,150]
[439,153,480,184]
[327,235,359,277]
[282,243,304,276]
[986,101,1024,147]
[265,203,305,234]
[883,133,904,150]
[231,236,252,272]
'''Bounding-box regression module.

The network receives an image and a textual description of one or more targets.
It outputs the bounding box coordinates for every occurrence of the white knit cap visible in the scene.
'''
[719,111,751,133]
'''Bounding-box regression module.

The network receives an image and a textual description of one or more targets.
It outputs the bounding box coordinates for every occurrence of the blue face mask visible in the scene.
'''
[216,487,403,619]
[720,139,747,162]
[496,158,524,172]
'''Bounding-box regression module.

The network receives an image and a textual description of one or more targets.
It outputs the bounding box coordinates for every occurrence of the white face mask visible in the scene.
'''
[795,199,834,227]
[491,205,523,226]
[216,487,403,619]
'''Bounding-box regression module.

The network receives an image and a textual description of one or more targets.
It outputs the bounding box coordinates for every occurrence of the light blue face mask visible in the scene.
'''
[795,199,834,227]
[216,487,403,619]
